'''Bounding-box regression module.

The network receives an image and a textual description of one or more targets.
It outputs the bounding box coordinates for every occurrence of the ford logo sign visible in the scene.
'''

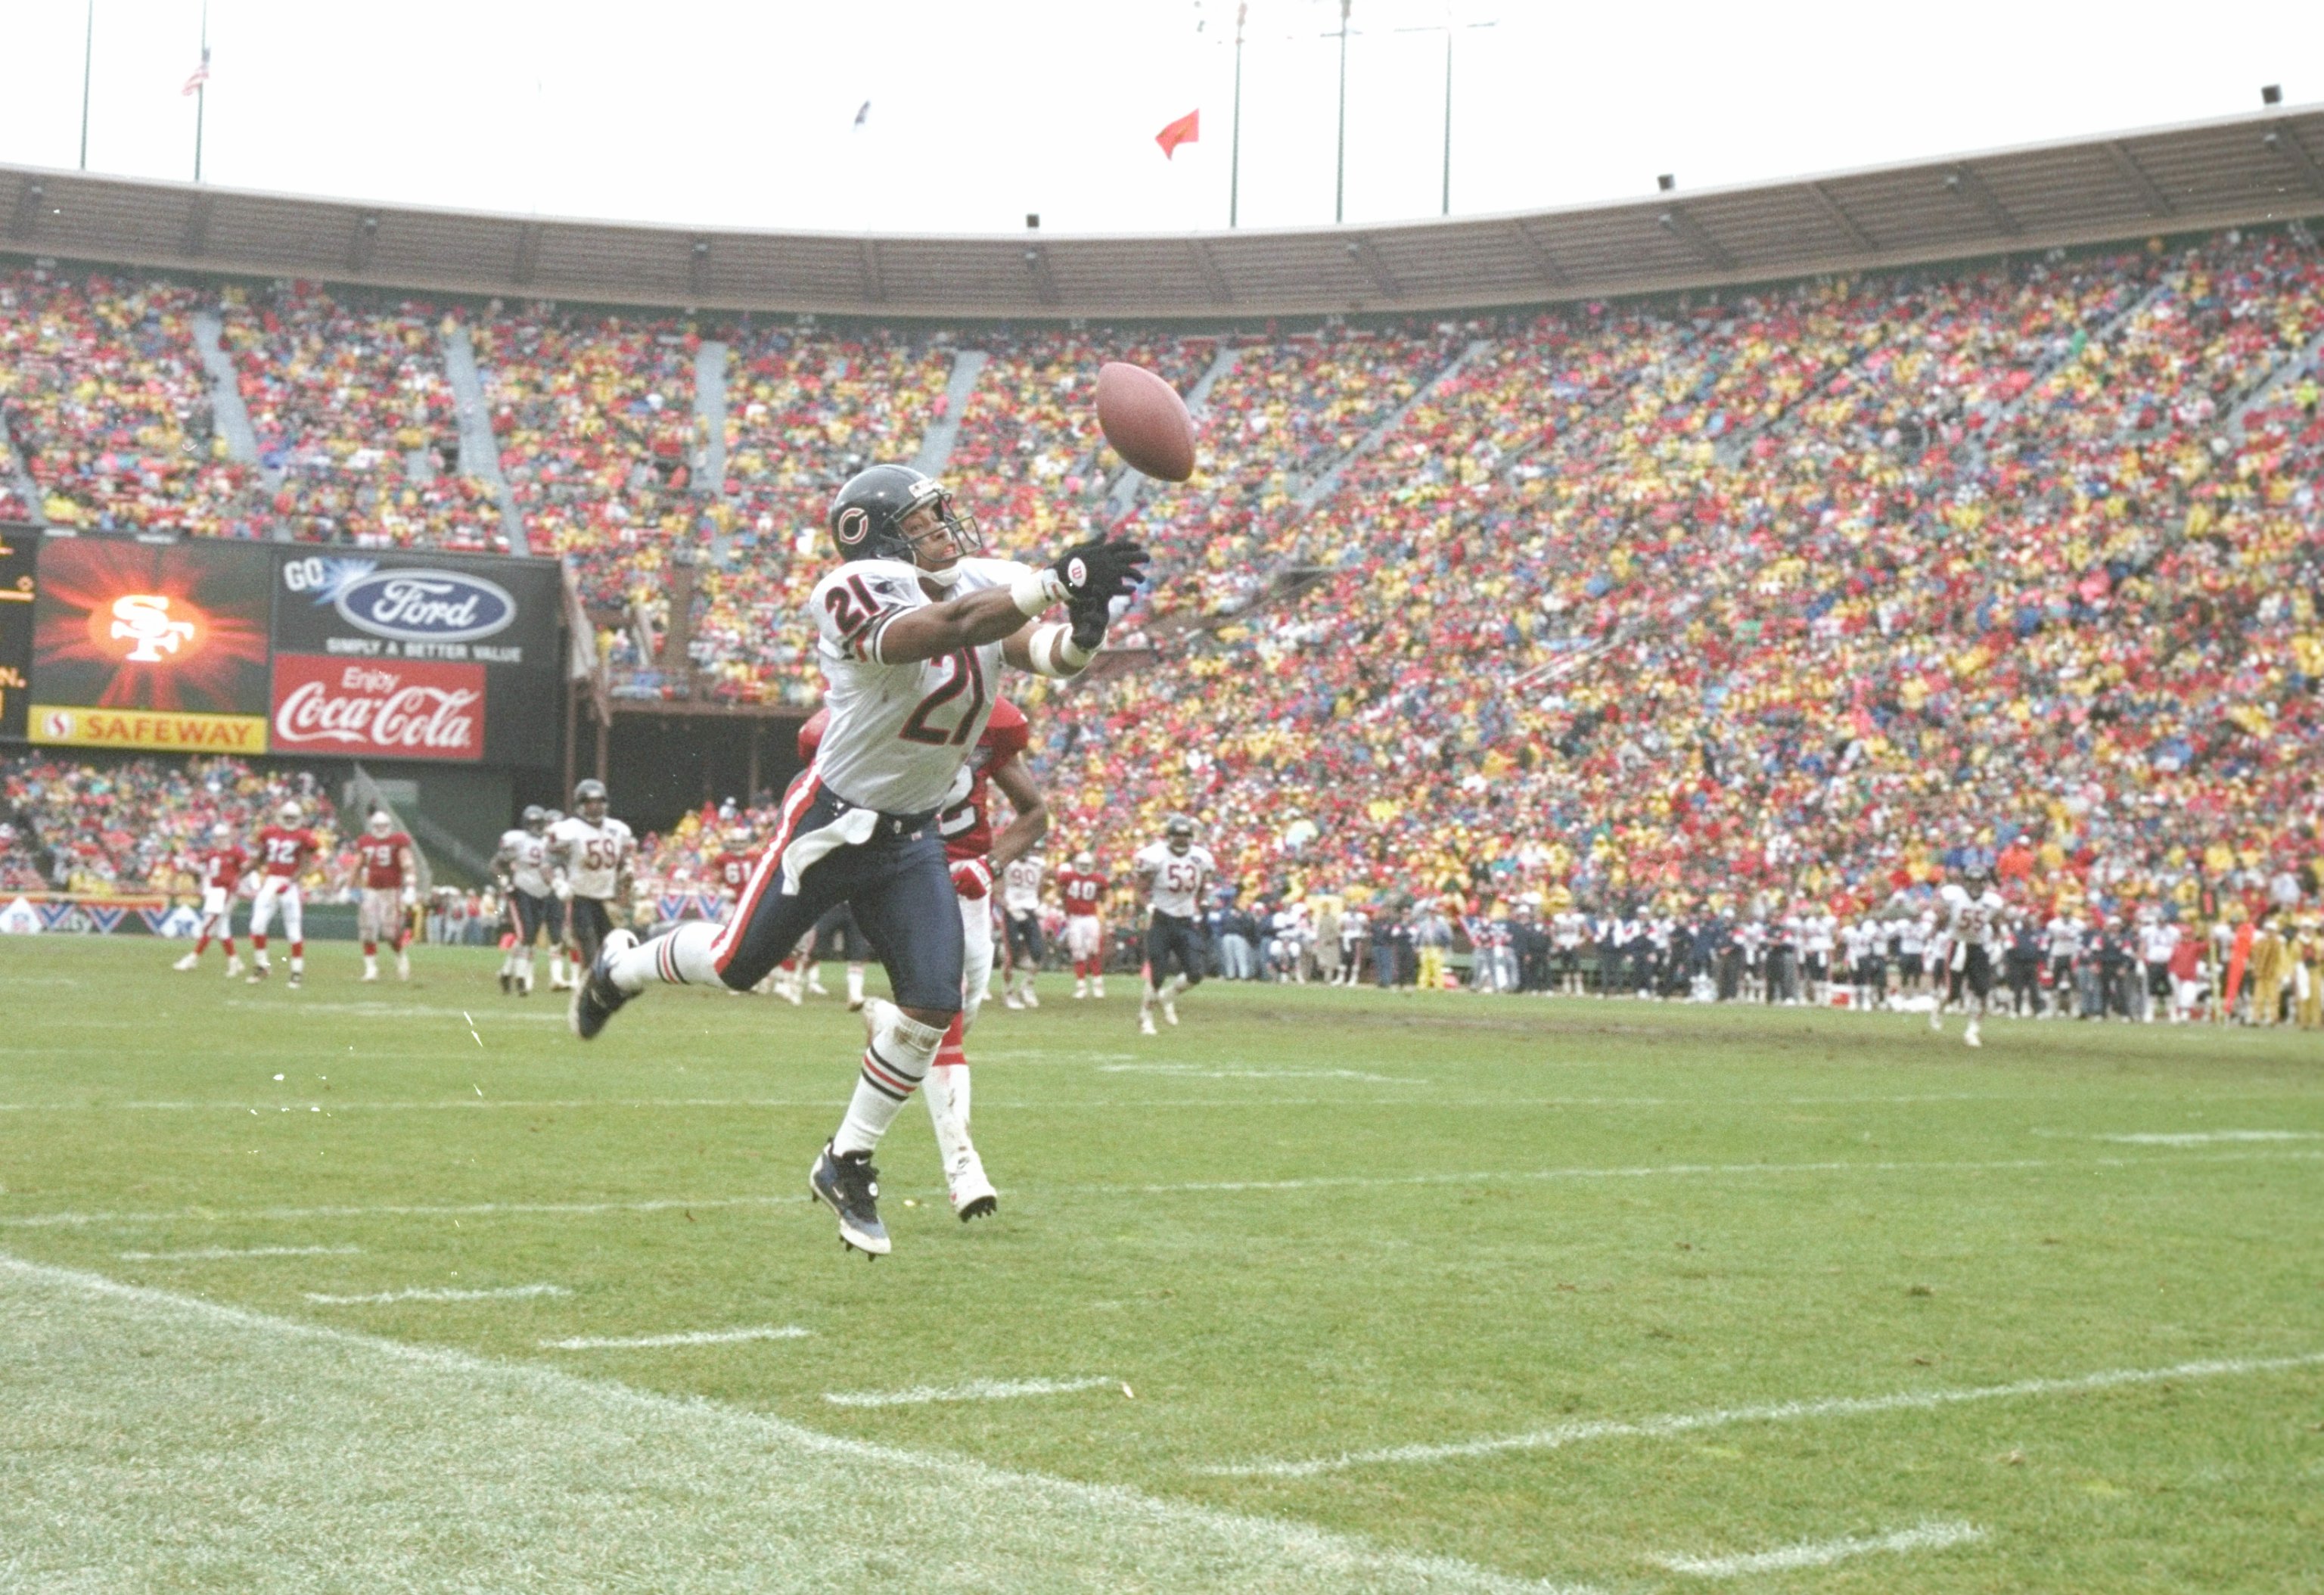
[334,569,517,644]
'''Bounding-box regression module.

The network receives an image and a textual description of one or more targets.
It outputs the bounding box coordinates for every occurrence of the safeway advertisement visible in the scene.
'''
[269,653,485,762]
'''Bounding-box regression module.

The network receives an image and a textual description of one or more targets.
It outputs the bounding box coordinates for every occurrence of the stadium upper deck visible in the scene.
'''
[2,104,2322,319]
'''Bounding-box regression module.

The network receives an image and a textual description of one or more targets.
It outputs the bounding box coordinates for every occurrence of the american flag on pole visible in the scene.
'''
[182,51,210,96]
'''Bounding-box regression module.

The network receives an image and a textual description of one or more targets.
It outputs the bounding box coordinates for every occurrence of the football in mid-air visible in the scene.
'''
[1095,361,1196,482]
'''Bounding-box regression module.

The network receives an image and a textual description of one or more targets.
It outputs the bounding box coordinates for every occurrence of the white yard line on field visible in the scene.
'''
[1204,1351,2324,1477]
[1658,1519,1985,1578]
[0,1194,806,1230]
[1099,1065,1428,1083]
[0,1253,1589,1594]
[823,1376,1118,1408]
[120,1245,362,1261]
[305,1284,568,1305]
[1124,1146,2324,1195]
[2094,1130,2320,1146]
[6,1148,2319,1232]
[543,1326,812,1349]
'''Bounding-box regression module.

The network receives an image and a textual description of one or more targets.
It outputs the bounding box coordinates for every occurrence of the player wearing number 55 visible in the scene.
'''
[569,463,1146,1258]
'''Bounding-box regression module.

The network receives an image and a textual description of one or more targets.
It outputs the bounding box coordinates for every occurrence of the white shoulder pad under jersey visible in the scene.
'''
[1136,842,1215,918]
[551,816,632,900]
[498,829,551,896]
[807,558,1035,816]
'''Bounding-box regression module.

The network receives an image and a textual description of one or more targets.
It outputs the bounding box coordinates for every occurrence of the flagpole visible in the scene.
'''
[191,0,207,182]
[1333,0,1351,224]
[78,0,94,169]
[1229,2,1246,228]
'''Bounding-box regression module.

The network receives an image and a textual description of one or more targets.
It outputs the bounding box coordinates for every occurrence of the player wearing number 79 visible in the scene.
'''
[571,463,1147,1257]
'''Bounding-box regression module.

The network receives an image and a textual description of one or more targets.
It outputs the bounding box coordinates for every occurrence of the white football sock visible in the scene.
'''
[607,922,721,994]
[847,964,865,1005]
[834,1006,944,1155]
[923,1064,974,1183]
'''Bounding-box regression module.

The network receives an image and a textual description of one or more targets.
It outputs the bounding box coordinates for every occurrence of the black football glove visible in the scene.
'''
[1069,595,1112,652]
[1045,536,1148,612]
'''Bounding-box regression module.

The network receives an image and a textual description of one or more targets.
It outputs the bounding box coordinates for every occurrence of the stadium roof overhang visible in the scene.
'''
[5,104,2323,322]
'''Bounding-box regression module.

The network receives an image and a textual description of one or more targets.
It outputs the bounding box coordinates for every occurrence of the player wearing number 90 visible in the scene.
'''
[571,462,1147,1258]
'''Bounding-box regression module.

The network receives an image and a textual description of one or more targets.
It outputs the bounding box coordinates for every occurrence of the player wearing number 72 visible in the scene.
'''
[570,463,1147,1257]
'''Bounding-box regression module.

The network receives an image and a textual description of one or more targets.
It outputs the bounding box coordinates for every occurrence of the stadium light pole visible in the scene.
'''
[1229,2,1247,227]
[77,0,94,170]
[1391,11,1496,217]
[1333,0,1352,224]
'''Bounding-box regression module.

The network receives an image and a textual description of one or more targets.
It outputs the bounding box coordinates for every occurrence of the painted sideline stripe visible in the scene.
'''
[824,1376,1117,1408]
[306,1284,568,1305]
[120,1245,361,1261]
[1660,1520,1985,1578]
[8,1148,2319,1231]
[0,1253,1586,1594]
[1206,1351,2324,1478]
[544,1326,812,1350]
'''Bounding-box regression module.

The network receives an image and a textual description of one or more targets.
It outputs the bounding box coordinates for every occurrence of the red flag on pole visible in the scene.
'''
[182,51,210,96]
[1155,109,1199,160]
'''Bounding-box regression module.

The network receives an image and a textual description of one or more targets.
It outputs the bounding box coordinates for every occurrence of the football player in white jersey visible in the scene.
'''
[571,462,1146,1256]
[1933,864,2006,1046]
[1135,815,1217,1036]
[548,780,635,974]
[999,851,1045,1009]
[493,805,558,996]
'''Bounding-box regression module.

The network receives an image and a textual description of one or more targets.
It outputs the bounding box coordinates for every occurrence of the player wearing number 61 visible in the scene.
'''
[570,463,1148,1258]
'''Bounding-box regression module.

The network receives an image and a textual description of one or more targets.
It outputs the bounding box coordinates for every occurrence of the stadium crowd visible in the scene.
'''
[4,227,2322,1000]
[220,283,504,550]
[0,266,265,537]
[0,755,343,897]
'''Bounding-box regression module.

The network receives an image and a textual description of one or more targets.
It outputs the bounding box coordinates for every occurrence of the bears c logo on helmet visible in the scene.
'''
[836,507,869,546]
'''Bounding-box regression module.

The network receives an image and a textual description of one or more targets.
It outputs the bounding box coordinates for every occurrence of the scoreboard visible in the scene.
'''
[0,527,563,766]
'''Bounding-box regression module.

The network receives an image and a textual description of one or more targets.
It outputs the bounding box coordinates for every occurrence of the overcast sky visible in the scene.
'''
[2,0,2319,236]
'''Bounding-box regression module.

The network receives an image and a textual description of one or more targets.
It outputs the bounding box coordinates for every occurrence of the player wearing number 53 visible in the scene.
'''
[571,463,1147,1256]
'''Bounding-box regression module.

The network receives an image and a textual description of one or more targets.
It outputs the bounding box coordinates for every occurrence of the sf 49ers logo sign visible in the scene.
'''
[270,653,485,761]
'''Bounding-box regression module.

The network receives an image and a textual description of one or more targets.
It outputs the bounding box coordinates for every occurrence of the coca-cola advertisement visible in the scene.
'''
[269,654,486,762]
[270,548,560,767]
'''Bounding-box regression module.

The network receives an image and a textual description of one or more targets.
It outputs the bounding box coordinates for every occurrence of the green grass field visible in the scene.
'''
[3,935,2321,1592]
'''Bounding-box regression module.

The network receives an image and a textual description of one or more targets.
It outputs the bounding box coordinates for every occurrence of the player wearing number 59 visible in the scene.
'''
[570,463,1147,1257]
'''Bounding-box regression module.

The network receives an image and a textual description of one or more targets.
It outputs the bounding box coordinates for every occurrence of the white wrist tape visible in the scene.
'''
[1011,567,1068,617]
[1027,623,1095,677]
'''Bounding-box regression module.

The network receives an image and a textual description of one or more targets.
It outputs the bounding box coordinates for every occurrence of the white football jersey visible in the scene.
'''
[1002,856,1043,914]
[1136,841,1215,919]
[498,828,552,897]
[808,555,1030,815]
[550,815,635,901]
[1940,884,2005,950]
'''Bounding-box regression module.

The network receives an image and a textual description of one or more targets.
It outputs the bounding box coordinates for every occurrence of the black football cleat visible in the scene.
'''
[809,1142,890,1256]
[569,930,636,1040]
[499,972,513,995]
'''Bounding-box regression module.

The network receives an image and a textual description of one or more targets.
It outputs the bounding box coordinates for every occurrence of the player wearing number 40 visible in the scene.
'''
[570,463,1148,1258]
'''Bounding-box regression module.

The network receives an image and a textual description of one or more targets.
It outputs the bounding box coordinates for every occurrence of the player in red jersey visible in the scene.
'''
[173,822,250,978]
[710,831,757,912]
[1055,849,1109,999]
[706,829,759,999]
[247,800,320,988]
[355,810,418,982]
[796,696,1048,1219]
